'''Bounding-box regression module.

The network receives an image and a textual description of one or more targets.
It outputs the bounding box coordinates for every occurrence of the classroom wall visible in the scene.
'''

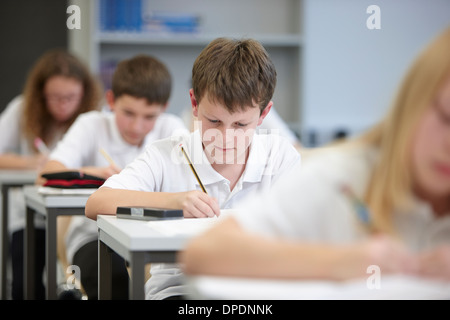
[301,0,450,146]
[0,0,68,113]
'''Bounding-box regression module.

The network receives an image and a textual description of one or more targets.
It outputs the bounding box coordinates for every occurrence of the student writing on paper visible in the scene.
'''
[0,49,102,300]
[85,37,301,300]
[180,27,450,283]
[38,55,188,300]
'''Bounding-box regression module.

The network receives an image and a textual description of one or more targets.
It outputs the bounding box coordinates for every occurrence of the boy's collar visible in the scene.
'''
[183,130,269,186]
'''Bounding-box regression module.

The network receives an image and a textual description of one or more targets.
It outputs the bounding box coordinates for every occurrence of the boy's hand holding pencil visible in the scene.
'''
[97,148,122,177]
[79,148,122,180]
[179,143,220,218]
[175,190,220,218]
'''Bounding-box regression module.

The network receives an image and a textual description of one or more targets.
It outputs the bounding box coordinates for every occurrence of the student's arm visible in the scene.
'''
[0,153,48,170]
[79,165,121,179]
[179,216,419,280]
[36,159,68,185]
[85,186,220,220]
[37,159,120,185]
[417,245,450,281]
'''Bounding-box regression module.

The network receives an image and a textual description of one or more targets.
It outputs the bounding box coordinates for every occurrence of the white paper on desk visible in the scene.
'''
[188,275,450,300]
[146,209,234,236]
[38,186,98,195]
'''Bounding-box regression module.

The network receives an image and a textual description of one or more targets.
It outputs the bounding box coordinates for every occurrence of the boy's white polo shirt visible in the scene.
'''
[50,110,188,264]
[102,129,301,299]
[50,110,188,170]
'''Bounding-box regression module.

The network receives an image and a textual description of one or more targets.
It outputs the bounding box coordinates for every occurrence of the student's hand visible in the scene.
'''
[335,234,418,280]
[175,190,220,218]
[26,153,48,170]
[363,234,419,275]
[104,163,122,177]
[417,245,450,281]
[81,164,121,179]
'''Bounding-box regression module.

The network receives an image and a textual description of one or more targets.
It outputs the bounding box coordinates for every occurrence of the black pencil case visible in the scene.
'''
[41,171,105,188]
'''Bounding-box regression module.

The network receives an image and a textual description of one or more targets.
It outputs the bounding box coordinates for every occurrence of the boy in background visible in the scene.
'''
[38,54,188,299]
[85,38,301,299]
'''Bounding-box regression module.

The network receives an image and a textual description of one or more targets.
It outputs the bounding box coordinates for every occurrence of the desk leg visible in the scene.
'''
[128,252,145,300]
[24,206,35,300]
[46,209,58,300]
[98,237,112,300]
[1,186,9,300]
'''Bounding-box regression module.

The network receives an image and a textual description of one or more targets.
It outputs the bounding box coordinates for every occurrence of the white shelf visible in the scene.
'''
[96,32,303,47]
[84,0,304,132]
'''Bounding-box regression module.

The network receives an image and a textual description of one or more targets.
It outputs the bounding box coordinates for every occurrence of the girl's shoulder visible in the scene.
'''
[300,143,378,183]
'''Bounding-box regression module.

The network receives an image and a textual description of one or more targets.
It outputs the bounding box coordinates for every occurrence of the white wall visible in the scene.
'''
[302,0,450,146]
[67,0,92,67]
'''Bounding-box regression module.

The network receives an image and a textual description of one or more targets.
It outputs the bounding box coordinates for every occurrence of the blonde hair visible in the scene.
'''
[21,49,102,151]
[354,27,450,233]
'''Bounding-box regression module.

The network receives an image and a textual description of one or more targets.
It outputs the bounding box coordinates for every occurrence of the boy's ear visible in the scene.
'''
[105,90,115,111]
[189,89,199,117]
[257,101,273,126]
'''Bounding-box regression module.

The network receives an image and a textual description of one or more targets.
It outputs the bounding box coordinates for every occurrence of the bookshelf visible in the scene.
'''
[84,0,304,132]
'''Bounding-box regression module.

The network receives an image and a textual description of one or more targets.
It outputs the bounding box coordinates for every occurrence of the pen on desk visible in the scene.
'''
[34,137,50,155]
[99,148,118,168]
[340,184,371,227]
[180,143,207,194]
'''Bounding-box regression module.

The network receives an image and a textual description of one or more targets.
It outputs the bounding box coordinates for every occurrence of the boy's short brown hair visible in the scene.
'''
[112,55,171,105]
[192,37,277,114]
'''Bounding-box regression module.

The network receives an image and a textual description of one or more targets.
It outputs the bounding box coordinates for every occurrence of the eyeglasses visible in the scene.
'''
[45,93,82,104]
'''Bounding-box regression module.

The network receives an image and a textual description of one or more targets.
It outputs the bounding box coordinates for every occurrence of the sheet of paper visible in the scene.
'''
[187,274,450,300]
[146,209,235,236]
[38,186,98,195]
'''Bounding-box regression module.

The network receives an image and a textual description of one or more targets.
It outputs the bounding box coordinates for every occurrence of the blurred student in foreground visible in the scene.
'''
[180,27,450,282]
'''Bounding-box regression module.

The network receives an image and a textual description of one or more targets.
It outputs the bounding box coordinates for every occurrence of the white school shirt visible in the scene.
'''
[50,110,189,264]
[102,129,301,299]
[233,145,450,252]
[0,96,64,232]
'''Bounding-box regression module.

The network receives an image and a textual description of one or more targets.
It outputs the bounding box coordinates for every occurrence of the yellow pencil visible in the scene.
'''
[180,143,207,194]
[99,148,118,168]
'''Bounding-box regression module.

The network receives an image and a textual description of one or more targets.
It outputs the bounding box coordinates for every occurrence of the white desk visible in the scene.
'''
[0,170,36,300]
[23,185,93,300]
[187,275,450,300]
[97,214,224,300]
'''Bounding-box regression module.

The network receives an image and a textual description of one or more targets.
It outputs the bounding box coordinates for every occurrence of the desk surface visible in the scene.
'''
[97,213,231,300]
[23,184,93,300]
[0,169,37,185]
[97,214,225,251]
[187,275,450,300]
[23,185,93,209]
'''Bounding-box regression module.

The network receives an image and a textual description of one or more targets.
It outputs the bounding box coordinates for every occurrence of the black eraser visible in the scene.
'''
[116,206,183,221]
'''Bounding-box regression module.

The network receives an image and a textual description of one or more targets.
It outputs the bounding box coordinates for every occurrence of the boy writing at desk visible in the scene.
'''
[85,37,301,299]
[38,55,188,299]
